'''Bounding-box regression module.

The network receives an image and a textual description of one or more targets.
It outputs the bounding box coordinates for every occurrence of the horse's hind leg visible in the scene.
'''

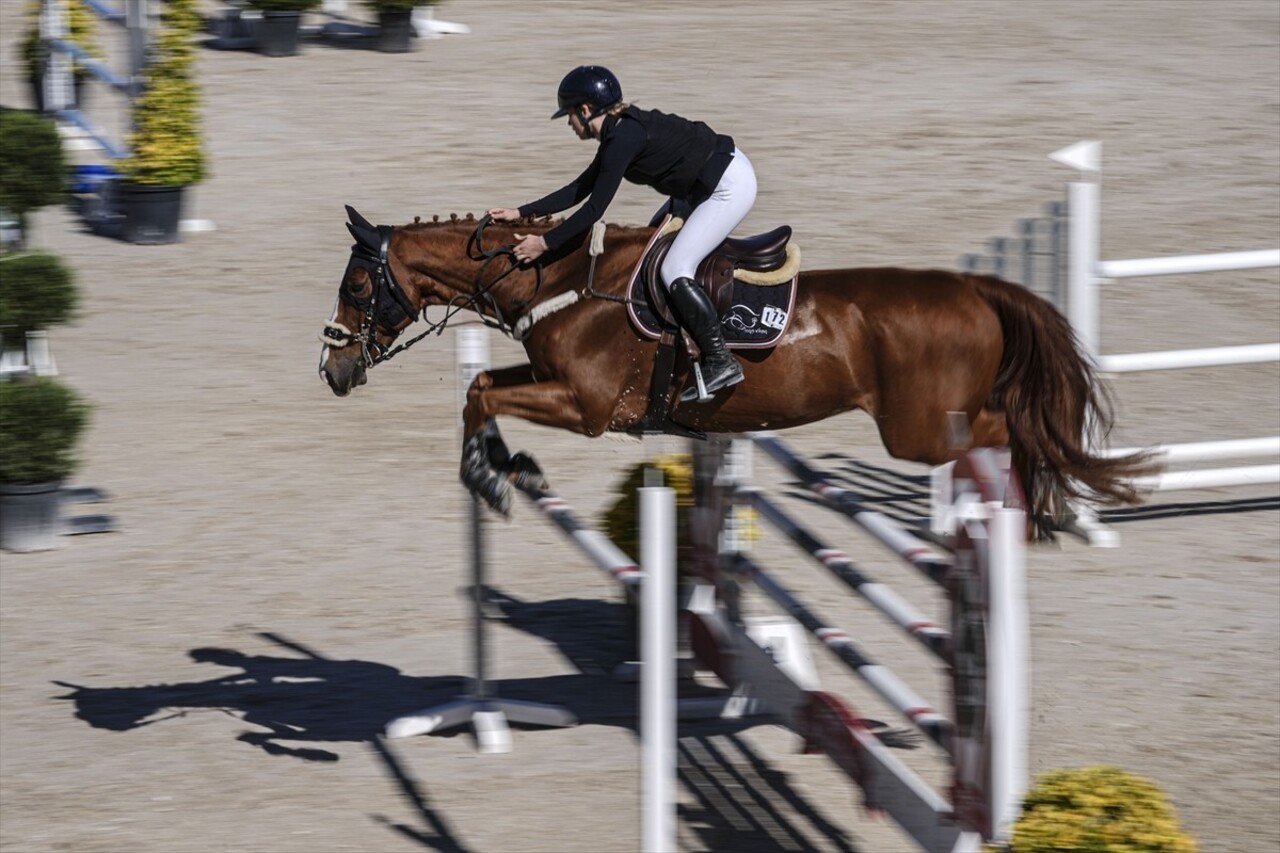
[873,391,1006,465]
[969,407,1008,449]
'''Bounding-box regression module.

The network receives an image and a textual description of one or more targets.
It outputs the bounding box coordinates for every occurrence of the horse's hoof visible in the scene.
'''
[482,477,512,517]
[460,467,512,517]
[507,452,548,491]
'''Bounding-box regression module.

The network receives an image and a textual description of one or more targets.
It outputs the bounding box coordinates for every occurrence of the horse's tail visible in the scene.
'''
[969,275,1158,526]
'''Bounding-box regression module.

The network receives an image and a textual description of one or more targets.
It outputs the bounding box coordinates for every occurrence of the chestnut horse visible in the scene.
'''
[319,208,1151,531]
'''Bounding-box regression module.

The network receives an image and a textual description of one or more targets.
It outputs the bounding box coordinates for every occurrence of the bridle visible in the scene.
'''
[320,224,420,367]
[320,214,543,367]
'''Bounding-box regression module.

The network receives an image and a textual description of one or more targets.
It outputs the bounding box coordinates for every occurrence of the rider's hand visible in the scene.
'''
[488,207,522,223]
[513,233,548,264]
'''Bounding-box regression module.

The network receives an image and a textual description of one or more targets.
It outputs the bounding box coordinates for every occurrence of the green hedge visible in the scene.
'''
[0,377,91,484]
[0,252,79,334]
[0,110,66,224]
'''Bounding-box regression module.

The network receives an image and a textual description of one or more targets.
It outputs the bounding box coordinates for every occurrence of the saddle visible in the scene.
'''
[626,217,802,439]
[629,218,800,348]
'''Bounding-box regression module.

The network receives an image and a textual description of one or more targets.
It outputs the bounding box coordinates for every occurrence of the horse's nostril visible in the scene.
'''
[321,368,344,396]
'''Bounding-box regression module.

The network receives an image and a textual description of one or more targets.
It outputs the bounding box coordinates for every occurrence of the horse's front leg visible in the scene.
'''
[461,418,514,515]
[461,366,592,514]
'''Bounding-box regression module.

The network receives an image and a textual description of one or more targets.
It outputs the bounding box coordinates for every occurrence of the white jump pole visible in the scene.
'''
[988,506,1029,843]
[1132,464,1280,492]
[1098,343,1280,374]
[1105,436,1280,463]
[1066,178,1102,361]
[1097,249,1280,279]
[640,486,676,853]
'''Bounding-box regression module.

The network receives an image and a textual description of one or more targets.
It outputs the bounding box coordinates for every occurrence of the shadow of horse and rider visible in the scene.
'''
[54,624,632,763]
[53,615,873,852]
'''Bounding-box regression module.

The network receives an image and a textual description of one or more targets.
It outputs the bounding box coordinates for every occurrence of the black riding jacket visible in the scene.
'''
[519,105,735,251]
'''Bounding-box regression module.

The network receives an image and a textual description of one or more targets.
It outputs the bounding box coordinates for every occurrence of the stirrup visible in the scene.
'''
[680,358,744,403]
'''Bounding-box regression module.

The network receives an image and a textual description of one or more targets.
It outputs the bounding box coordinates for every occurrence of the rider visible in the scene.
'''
[489,65,756,402]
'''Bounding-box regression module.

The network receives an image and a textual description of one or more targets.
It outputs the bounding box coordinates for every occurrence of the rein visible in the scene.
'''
[465,215,546,332]
[325,214,644,366]
[377,217,539,361]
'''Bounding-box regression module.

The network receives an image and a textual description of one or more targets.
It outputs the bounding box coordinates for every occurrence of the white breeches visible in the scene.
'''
[660,148,758,287]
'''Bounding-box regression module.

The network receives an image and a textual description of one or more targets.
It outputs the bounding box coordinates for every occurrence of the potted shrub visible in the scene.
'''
[1008,765,1197,852]
[117,0,207,244]
[0,253,78,335]
[0,376,91,552]
[247,0,322,57]
[363,0,439,53]
[0,108,68,246]
[21,0,101,113]
[0,251,79,377]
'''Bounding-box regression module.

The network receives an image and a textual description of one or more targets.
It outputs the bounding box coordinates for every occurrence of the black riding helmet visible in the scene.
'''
[550,65,623,120]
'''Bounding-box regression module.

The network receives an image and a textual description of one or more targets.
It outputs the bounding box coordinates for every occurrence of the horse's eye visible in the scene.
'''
[346,277,370,296]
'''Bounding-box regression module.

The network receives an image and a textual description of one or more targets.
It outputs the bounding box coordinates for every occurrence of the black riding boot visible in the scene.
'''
[668,277,744,402]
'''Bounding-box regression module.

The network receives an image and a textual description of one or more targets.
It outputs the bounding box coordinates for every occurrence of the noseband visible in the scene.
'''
[321,224,420,367]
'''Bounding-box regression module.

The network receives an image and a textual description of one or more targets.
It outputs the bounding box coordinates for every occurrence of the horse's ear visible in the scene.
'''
[347,221,379,250]
[345,205,375,232]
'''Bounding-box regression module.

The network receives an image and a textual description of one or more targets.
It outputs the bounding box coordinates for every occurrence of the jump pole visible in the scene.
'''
[704,437,1029,848]
[687,437,988,852]
[740,487,952,660]
[640,486,676,853]
[385,327,576,749]
[515,483,644,589]
[749,431,953,585]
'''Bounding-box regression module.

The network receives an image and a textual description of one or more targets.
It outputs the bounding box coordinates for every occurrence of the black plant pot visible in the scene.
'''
[120,183,185,245]
[256,10,303,57]
[29,73,87,113]
[0,481,63,552]
[377,9,415,53]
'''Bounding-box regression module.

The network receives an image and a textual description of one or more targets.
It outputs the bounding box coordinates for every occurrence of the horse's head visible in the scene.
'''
[318,206,422,396]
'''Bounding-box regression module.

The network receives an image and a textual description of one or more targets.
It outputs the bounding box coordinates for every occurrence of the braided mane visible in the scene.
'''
[402,212,556,229]
[399,212,653,240]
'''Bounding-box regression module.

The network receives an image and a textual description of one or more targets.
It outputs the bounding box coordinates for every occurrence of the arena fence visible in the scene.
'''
[1062,146,1279,512]
[960,199,1068,309]
[955,144,1278,544]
